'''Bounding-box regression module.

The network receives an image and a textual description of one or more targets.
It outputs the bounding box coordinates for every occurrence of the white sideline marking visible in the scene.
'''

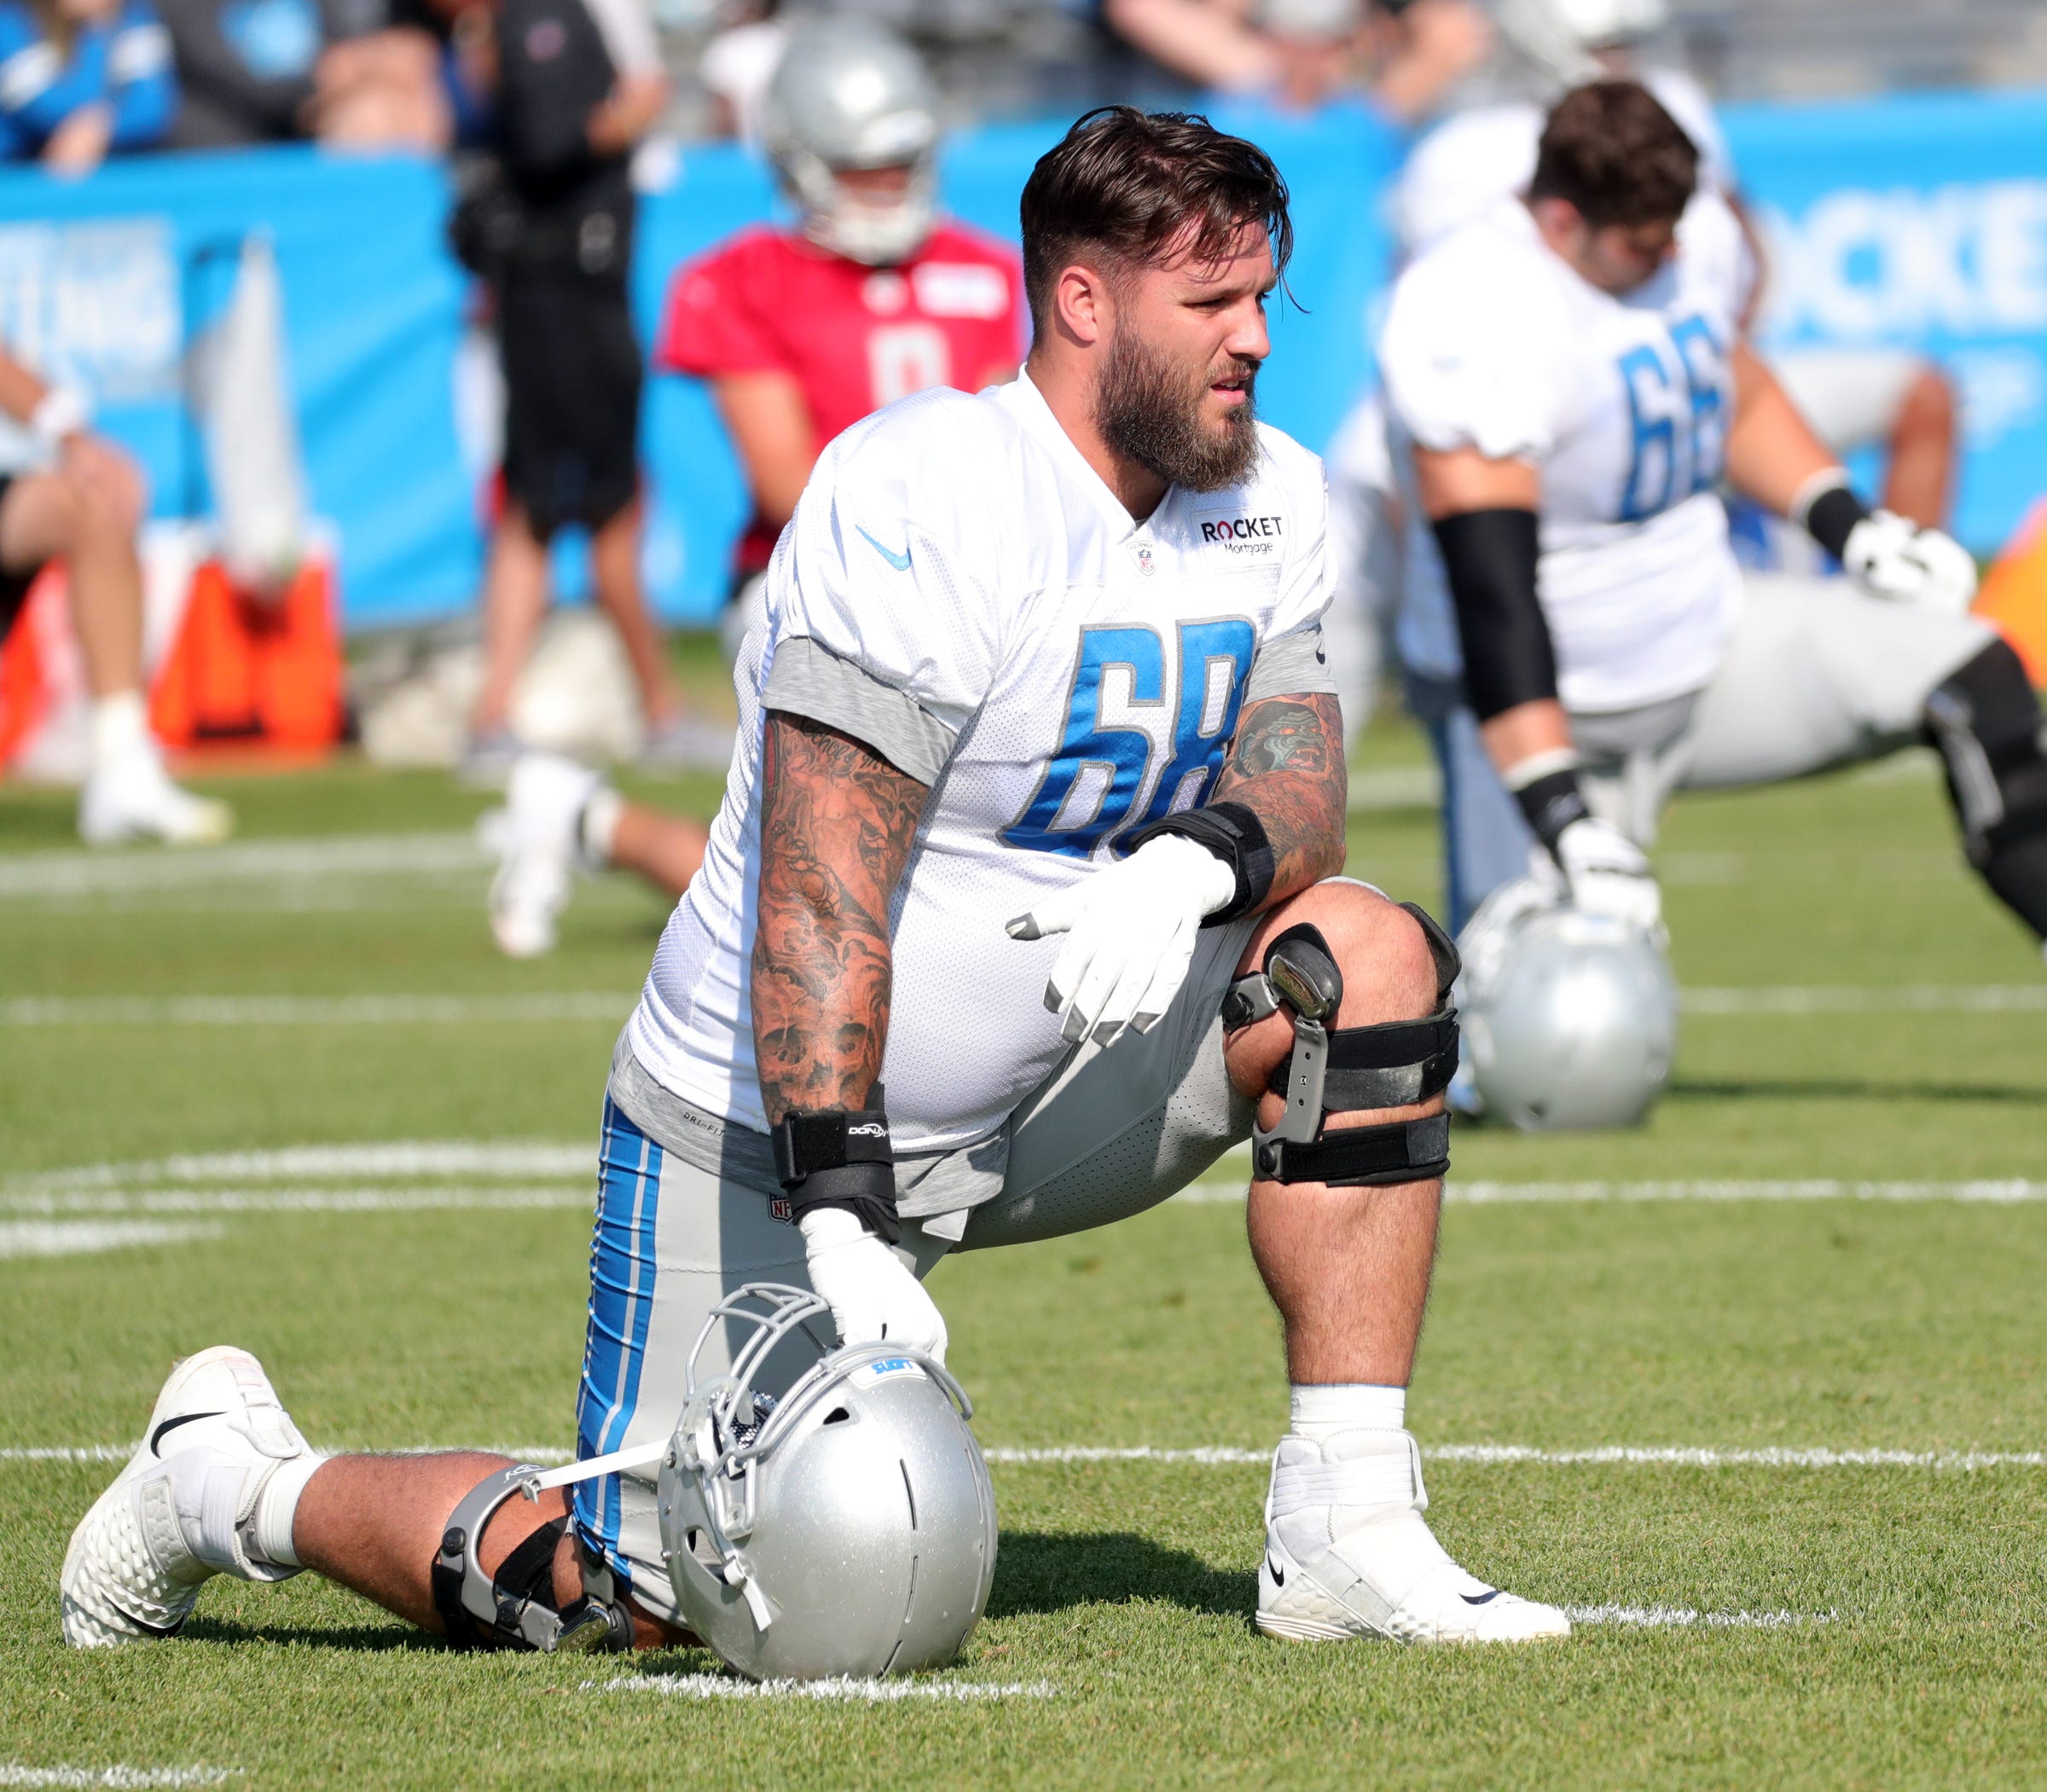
[0,832,481,897]
[8,1141,589,1191]
[0,994,626,1028]
[1176,1178,2047,1207]
[4,984,2038,1028]
[1565,1605,1831,1630]
[12,1441,2047,1472]
[0,1187,589,1218]
[0,1772,241,1789]
[0,1221,220,1261]
[590,1673,1058,1703]
[1684,983,2047,1015]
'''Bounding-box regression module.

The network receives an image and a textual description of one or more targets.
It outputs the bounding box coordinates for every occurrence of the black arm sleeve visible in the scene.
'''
[1430,507,1556,722]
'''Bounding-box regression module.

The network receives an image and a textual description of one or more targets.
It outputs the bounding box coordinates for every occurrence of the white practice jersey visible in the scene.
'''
[627,372,1335,1152]
[1392,67,1732,258]
[1379,194,1748,713]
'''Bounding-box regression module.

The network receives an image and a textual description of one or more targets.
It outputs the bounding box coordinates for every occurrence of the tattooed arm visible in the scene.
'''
[1209,690,1348,906]
[750,710,930,1124]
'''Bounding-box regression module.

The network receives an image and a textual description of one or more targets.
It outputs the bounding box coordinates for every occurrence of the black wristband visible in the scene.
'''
[1122,799,1275,925]
[1803,482,1870,562]
[771,1105,900,1244]
[1511,768,1591,858]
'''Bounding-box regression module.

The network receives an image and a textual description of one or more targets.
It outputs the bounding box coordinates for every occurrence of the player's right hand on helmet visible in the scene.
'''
[1841,510,1979,618]
[798,1206,948,1364]
[1546,815,1663,934]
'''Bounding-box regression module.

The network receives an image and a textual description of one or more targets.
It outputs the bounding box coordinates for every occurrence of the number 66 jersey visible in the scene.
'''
[627,371,1335,1153]
[1379,192,1751,716]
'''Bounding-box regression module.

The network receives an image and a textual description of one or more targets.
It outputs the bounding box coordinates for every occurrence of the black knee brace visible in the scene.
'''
[1222,904,1460,1186]
[429,1464,635,1653]
[1923,638,2047,940]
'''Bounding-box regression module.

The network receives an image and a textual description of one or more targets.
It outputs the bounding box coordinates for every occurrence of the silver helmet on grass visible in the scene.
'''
[658,1283,997,1681]
[761,17,940,267]
[1455,877,1679,1130]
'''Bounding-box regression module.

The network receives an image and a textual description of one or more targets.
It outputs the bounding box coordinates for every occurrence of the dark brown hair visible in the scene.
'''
[1019,106,1293,337]
[1528,81,1700,229]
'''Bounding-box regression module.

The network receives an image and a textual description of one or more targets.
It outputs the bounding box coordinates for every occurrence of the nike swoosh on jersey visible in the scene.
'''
[150,1410,224,1454]
[856,526,912,571]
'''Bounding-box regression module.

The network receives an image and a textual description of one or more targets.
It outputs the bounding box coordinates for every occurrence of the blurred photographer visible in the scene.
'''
[459,0,716,775]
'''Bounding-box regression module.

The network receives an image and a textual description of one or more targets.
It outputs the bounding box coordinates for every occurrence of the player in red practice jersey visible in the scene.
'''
[659,19,1024,621]
[484,15,1023,958]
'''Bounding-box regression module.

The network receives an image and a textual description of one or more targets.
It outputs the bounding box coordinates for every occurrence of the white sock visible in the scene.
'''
[1290,1383,1406,1440]
[90,690,152,773]
[252,1453,327,1569]
[579,785,625,867]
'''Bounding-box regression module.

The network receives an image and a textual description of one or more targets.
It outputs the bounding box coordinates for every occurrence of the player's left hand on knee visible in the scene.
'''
[1843,511,1979,618]
[799,1206,948,1363]
[1006,834,1237,1047]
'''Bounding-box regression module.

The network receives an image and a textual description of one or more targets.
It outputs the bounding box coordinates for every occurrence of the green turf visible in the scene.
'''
[3,707,2045,1789]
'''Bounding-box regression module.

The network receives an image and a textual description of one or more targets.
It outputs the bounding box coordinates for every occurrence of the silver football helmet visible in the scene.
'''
[760,17,940,267]
[1495,0,1668,84]
[1455,877,1679,1131]
[658,1284,997,1681]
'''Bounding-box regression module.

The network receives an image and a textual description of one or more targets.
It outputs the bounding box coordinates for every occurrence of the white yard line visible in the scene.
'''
[589,1673,1057,1702]
[0,1221,221,1261]
[0,1772,241,1789]
[1683,984,2047,1015]
[0,1187,590,1217]
[0,832,482,898]
[0,994,628,1028]
[17,1441,2044,1471]
[8,1141,590,1190]
[1565,1605,1831,1630]
[1177,1177,2047,1206]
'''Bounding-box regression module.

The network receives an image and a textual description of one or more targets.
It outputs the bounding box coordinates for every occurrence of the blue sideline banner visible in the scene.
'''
[1,90,2043,629]
[1725,88,2047,554]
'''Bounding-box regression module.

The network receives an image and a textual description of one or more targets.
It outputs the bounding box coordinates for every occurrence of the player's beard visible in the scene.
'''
[1094,328,1260,494]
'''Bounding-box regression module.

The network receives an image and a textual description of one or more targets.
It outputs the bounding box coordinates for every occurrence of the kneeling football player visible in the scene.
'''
[65,108,1567,1656]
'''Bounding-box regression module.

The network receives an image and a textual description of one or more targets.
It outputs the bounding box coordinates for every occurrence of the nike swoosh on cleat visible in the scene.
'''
[1266,1553,1286,1587]
[149,1411,225,1454]
[856,526,912,571]
[1460,1590,1502,1605]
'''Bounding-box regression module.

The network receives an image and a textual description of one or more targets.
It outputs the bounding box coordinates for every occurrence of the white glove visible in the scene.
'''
[1547,815,1662,933]
[1006,833,1237,1047]
[798,1206,948,1363]
[1842,510,1979,618]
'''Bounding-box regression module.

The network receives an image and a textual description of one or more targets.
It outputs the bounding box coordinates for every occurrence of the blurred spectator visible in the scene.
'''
[0,0,175,170]
[465,0,728,773]
[698,0,781,142]
[156,0,449,150]
[0,339,232,844]
[1101,0,1487,117]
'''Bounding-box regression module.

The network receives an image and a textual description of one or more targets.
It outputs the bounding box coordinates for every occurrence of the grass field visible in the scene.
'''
[3,695,2046,1789]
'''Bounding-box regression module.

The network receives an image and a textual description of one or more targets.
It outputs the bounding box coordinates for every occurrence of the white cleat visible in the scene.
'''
[484,751,602,960]
[61,1345,310,1648]
[1256,1429,1569,1646]
[78,751,233,848]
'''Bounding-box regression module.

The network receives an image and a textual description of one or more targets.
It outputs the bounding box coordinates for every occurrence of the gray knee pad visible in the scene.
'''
[1223,904,1459,1186]
[1924,638,2047,939]
[429,1464,635,1654]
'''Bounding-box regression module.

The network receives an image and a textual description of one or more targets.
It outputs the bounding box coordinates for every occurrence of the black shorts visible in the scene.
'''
[0,474,43,643]
[497,272,642,540]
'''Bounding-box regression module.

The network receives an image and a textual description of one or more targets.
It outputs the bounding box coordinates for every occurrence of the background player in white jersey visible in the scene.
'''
[65,107,1570,1660]
[1377,81,2047,961]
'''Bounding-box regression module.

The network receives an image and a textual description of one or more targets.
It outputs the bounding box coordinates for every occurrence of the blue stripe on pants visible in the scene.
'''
[572,1095,664,1588]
